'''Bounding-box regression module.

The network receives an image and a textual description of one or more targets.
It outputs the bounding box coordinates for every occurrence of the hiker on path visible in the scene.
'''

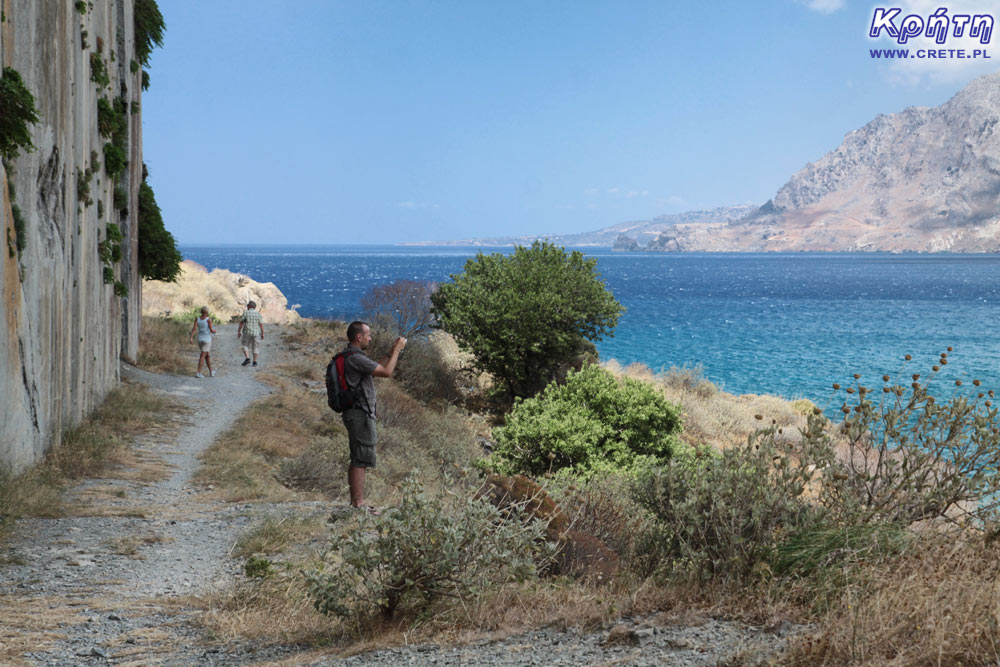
[189,306,217,378]
[237,300,264,367]
[341,321,406,513]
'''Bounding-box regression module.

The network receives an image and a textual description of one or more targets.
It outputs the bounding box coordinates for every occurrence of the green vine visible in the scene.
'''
[98,223,128,296]
[101,97,128,177]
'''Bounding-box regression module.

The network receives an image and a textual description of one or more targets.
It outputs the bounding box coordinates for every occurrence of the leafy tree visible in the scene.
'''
[430,241,623,398]
[490,364,684,478]
[137,180,181,282]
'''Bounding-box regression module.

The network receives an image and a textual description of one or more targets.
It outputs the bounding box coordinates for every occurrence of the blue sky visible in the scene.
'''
[142,0,1000,244]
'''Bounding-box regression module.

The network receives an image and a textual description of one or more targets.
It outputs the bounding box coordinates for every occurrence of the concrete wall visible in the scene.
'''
[0,0,142,473]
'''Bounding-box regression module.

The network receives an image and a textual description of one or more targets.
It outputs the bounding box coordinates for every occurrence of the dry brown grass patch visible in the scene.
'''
[603,359,809,450]
[784,533,1000,666]
[137,315,193,375]
[0,595,89,662]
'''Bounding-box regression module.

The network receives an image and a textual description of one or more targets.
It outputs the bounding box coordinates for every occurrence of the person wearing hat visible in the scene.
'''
[237,300,264,367]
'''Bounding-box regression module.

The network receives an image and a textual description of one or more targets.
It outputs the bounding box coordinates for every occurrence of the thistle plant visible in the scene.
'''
[822,350,1000,527]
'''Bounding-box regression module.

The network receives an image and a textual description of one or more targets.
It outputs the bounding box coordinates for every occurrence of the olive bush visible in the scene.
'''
[431,241,623,399]
[304,478,555,621]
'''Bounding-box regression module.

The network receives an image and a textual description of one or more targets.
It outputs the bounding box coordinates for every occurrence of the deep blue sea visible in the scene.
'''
[180,245,1000,410]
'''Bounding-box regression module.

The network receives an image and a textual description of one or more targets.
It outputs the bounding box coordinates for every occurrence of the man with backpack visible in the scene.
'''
[330,321,406,514]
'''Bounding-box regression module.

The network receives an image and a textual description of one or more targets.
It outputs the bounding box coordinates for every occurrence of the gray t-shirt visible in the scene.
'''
[343,347,379,417]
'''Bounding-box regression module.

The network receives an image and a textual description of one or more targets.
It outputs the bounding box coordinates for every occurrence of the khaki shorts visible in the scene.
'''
[241,333,260,355]
[342,408,376,468]
[198,338,212,352]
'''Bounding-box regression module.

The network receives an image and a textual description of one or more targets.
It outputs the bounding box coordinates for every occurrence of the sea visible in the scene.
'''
[180,245,1000,411]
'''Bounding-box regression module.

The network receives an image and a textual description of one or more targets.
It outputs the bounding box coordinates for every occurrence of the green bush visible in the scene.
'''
[632,413,833,582]
[431,241,623,400]
[0,67,39,160]
[97,96,125,138]
[103,141,126,177]
[303,477,555,621]
[138,180,182,281]
[490,364,684,478]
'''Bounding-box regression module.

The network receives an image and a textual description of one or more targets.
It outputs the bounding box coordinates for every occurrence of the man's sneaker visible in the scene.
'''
[195,372,204,378]
[252,361,258,367]
[210,370,216,377]
[241,358,251,366]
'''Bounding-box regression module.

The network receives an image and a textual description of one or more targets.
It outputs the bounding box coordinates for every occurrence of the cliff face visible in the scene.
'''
[723,72,1000,252]
[0,0,143,473]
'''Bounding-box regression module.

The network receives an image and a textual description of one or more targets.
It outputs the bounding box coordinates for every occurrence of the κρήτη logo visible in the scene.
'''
[869,7,994,45]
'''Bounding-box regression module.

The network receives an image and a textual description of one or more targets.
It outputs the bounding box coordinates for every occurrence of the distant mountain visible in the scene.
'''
[413,71,1000,252]
[408,205,758,248]
[700,71,1000,252]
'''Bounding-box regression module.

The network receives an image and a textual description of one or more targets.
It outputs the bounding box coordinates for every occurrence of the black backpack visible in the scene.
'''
[326,349,362,413]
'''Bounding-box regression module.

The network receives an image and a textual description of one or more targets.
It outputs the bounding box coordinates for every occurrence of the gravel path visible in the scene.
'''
[0,324,803,665]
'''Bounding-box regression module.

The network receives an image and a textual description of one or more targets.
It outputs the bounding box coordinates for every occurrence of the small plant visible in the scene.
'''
[0,67,40,160]
[89,52,110,88]
[96,199,104,219]
[303,477,555,621]
[244,555,274,579]
[76,167,92,205]
[75,0,87,14]
[103,141,126,176]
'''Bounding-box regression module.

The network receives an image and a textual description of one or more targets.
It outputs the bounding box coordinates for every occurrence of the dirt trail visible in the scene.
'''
[0,324,308,665]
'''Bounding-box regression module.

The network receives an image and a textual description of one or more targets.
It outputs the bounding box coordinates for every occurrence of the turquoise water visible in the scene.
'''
[180,245,1000,409]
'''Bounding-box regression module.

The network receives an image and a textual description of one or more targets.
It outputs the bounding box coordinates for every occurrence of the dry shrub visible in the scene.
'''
[784,534,1000,666]
[557,474,660,579]
[137,315,191,374]
[478,474,620,580]
[604,359,808,450]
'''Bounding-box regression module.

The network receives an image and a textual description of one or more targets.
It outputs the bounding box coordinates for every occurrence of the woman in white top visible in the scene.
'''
[188,306,218,378]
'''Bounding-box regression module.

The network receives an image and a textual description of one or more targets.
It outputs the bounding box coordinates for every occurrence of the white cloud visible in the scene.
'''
[871,0,999,86]
[801,0,845,14]
[397,201,417,208]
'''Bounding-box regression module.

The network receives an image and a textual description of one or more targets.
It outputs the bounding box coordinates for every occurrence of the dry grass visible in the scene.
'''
[0,382,184,536]
[784,533,1000,666]
[603,360,812,450]
[0,595,89,663]
[137,315,193,375]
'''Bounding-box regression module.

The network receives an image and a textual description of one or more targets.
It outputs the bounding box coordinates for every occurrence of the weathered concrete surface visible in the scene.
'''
[1,0,142,473]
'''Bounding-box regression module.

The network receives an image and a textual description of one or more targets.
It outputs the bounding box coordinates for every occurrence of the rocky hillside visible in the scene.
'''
[1,1,146,473]
[714,71,1000,252]
[143,260,301,325]
[410,205,757,248]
